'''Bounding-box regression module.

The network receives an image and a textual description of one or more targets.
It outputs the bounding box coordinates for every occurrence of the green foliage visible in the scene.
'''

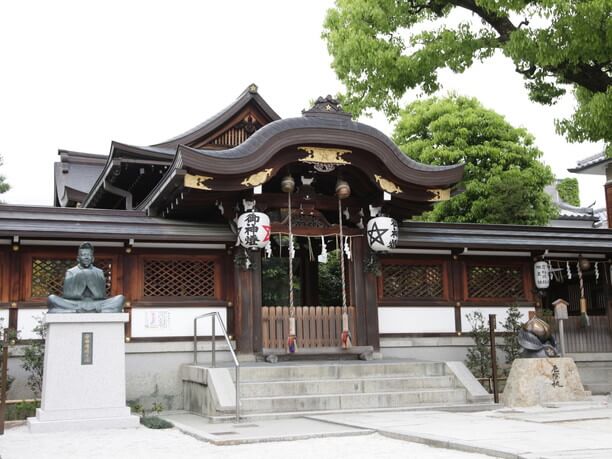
[141,416,173,429]
[0,154,9,196]
[261,256,301,306]
[151,401,164,415]
[134,400,173,428]
[393,95,556,224]
[21,317,46,398]
[261,242,342,306]
[500,304,523,374]
[5,400,39,421]
[556,178,580,207]
[323,0,612,145]
[0,324,15,393]
[318,250,342,306]
[465,311,492,380]
[128,401,144,417]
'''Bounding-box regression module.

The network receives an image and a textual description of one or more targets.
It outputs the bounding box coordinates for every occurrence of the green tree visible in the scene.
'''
[393,95,556,224]
[556,177,580,207]
[465,311,493,380]
[323,0,612,145]
[0,154,9,197]
[22,317,46,398]
[500,304,523,375]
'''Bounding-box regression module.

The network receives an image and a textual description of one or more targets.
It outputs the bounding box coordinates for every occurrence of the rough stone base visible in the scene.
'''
[501,357,588,407]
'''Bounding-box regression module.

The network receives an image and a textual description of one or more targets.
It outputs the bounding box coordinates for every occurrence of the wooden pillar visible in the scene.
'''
[234,250,263,354]
[251,251,263,352]
[450,253,464,334]
[7,247,21,330]
[351,238,379,349]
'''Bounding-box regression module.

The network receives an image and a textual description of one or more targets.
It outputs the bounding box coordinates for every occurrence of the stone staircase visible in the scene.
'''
[183,360,492,419]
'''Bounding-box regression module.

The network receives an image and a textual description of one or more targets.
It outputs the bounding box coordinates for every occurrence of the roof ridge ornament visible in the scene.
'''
[302,95,351,118]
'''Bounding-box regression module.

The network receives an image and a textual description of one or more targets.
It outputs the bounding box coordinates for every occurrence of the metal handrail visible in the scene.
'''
[193,311,240,422]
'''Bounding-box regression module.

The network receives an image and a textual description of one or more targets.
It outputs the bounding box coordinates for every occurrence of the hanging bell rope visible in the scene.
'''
[284,175,297,353]
[577,262,590,328]
[338,197,352,349]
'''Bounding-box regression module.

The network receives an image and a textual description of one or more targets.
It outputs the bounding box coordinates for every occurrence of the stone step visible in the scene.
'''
[235,361,447,382]
[240,388,468,413]
[583,383,612,395]
[240,375,457,398]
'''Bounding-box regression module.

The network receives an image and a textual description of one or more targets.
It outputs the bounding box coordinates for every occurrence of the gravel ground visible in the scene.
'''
[0,425,490,459]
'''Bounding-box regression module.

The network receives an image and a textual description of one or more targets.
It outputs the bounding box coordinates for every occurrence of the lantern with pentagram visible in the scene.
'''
[237,211,271,250]
[366,216,398,252]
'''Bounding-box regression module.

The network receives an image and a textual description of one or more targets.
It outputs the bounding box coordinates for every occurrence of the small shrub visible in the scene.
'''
[500,304,523,374]
[5,400,39,421]
[465,311,492,380]
[127,401,144,417]
[21,317,46,398]
[151,402,163,415]
[0,322,16,394]
[141,417,173,429]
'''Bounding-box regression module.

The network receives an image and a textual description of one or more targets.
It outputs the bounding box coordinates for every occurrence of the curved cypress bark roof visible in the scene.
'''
[172,111,463,185]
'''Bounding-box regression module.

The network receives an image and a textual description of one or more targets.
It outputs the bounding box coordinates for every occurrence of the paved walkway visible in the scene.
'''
[163,399,612,458]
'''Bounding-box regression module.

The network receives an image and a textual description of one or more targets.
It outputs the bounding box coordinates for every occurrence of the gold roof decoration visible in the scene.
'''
[374,175,402,194]
[184,174,213,191]
[427,188,451,201]
[298,146,351,165]
[241,168,273,187]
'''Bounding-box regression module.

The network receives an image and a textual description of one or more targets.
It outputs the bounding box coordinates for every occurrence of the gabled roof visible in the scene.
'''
[544,183,606,227]
[152,83,280,148]
[81,84,280,209]
[54,150,107,207]
[568,150,610,175]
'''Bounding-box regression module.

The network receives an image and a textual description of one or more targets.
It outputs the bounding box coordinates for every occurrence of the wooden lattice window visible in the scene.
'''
[467,265,524,299]
[31,258,112,298]
[382,263,444,298]
[143,259,216,297]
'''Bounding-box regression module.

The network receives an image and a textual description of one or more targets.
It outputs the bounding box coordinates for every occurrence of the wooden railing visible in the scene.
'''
[548,315,612,353]
[262,306,357,349]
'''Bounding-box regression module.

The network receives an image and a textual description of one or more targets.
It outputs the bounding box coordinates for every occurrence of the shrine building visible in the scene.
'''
[1,84,612,408]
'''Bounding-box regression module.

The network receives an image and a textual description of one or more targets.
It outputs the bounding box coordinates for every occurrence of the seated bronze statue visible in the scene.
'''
[48,242,124,313]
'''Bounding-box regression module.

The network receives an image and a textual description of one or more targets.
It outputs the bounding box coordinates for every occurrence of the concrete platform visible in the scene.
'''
[309,399,612,459]
[162,412,373,445]
[158,397,612,458]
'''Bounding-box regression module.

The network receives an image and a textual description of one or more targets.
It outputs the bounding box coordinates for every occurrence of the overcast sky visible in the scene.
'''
[0,0,605,208]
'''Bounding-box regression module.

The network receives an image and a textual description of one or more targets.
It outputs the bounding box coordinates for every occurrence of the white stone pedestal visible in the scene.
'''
[28,313,140,433]
[501,357,589,407]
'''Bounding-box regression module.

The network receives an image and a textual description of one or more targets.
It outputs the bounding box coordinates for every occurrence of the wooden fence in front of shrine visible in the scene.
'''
[262,306,357,349]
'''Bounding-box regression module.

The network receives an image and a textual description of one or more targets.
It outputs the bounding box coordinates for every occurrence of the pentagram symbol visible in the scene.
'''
[367,221,388,247]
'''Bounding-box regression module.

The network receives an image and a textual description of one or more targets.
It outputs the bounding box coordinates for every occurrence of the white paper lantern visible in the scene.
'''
[237,211,271,250]
[366,216,398,252]
[534,261,550,289]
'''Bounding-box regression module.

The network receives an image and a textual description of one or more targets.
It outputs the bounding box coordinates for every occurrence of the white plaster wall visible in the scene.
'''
[0,309,9,328]
[18,309,46,339]
[130,307,227,338]
[378,307,456,334]
[460,306,534,333]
